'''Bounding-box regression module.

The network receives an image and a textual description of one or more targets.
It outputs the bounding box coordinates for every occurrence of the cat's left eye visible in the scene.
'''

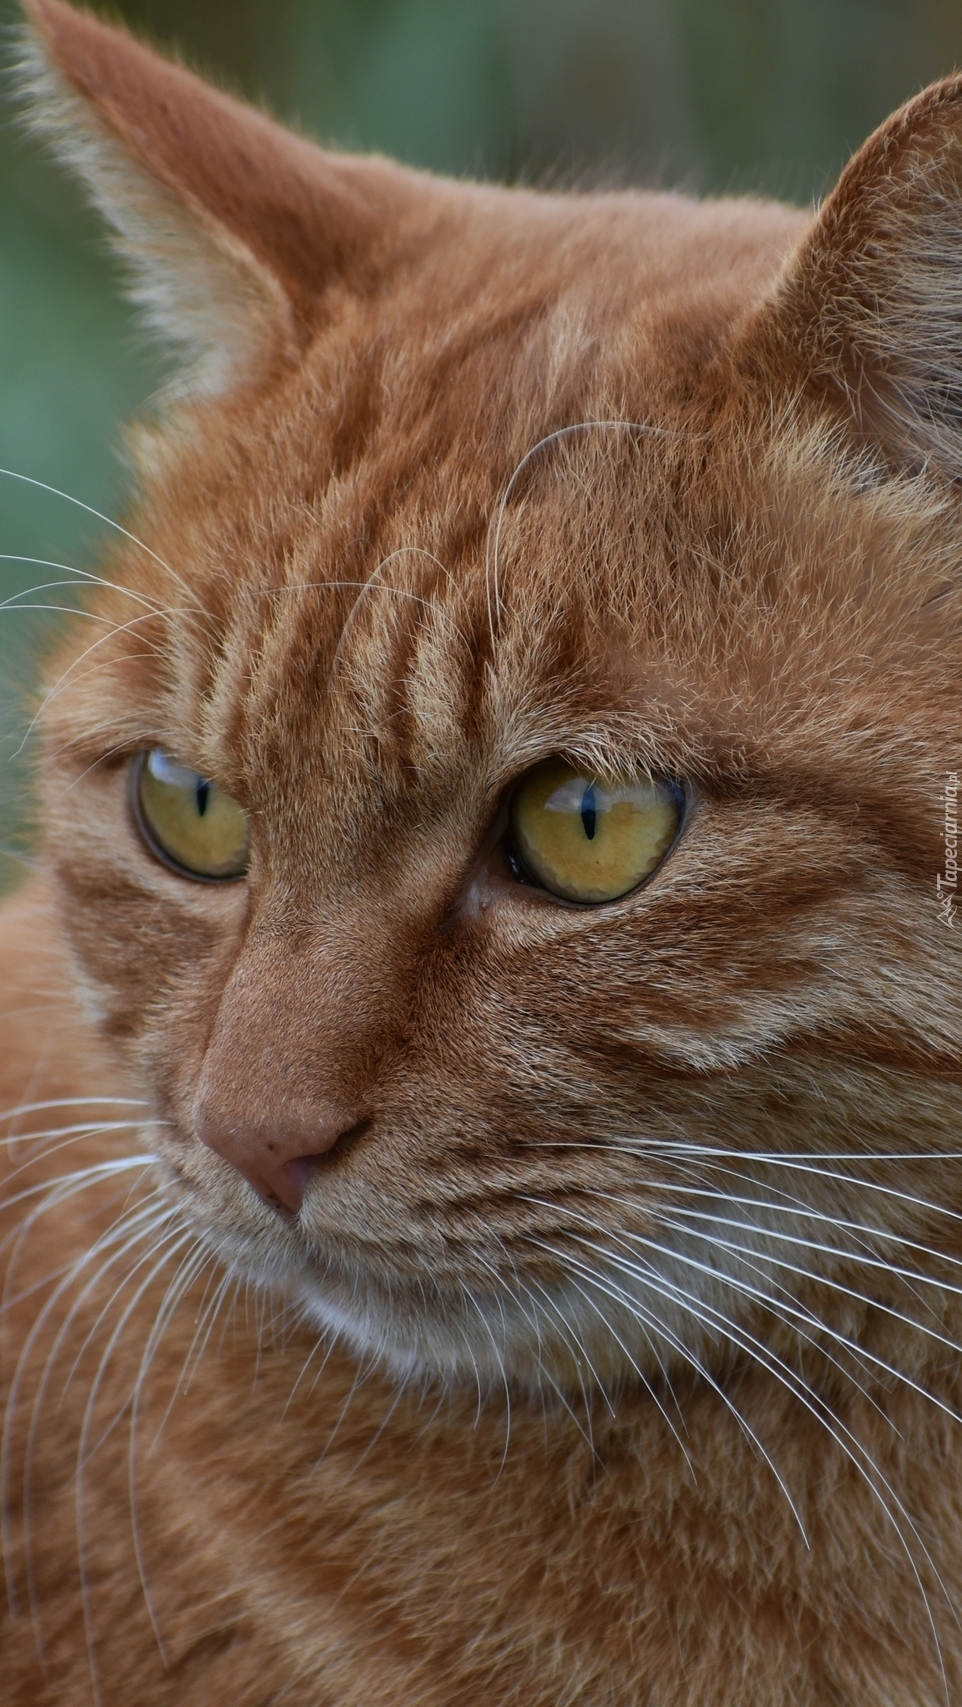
[132,750,249,881]
[508,757,682,904]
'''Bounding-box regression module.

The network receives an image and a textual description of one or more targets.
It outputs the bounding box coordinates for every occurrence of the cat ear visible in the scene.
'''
[747,74,962,475]
[20,0,424,398]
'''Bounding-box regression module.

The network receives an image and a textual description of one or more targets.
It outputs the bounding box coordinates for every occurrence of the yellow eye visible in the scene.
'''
[133,749,249,881]
[509,757,681,904]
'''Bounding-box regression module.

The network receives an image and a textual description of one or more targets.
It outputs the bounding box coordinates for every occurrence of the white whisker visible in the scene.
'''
[563,1272,694,1474]
[459,1280,513,1473]
[656,1213,962,1429]
[128,1242,212,1664]
[3,1188,170,1630]
[538,1225,957,1697]
[485,420,683,643]
[0,466,194,597]
[542,1214,958,1694]
[525,1234,808,1540]
[73,1226,195,1706]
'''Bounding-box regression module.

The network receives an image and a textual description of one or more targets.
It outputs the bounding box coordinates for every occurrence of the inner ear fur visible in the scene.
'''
[21,0,438,397]
[742,73,962,476]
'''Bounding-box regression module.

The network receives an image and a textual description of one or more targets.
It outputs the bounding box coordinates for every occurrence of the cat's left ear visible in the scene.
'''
[744,73,962,476]
[19,0,434,398]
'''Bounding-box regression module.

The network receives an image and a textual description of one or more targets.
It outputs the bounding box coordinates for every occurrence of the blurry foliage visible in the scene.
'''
[1,0,962,884]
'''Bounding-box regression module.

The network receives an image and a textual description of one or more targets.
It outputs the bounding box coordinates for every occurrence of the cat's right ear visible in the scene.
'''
[744,73,962,478]
[19,0,431,399]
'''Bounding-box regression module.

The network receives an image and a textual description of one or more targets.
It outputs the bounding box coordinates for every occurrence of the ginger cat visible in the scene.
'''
[1,2,960,1702]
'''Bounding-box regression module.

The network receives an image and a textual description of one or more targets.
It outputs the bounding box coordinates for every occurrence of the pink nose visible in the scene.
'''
[194,1097,362,1213]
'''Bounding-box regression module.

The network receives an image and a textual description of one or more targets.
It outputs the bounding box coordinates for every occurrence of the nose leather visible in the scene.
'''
[194,1096,360,1213]
[192,927,390,1215]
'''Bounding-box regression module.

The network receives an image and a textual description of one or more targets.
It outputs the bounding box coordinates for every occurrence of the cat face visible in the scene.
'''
[26,0,962,1391]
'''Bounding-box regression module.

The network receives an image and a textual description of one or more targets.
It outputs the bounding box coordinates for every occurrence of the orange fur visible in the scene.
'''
[1,3,961,1701]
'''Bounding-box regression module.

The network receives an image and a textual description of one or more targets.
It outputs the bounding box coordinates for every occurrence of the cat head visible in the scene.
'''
[23,0,962,1392]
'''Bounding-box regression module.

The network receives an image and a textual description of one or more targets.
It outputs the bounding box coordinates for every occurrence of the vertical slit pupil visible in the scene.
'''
[581,783,597,841]
[196,779,210,818]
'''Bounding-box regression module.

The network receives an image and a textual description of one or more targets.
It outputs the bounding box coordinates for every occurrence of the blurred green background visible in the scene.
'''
[2,0,962,888]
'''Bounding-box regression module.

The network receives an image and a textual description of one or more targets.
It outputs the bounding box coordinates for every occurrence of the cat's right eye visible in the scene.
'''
[132,750,250,881]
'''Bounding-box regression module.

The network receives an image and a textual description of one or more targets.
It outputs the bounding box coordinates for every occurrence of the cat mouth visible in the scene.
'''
[156,1143,504,1336]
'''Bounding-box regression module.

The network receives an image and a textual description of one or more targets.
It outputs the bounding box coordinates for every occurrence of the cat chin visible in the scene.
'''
[181,1197,712,1397]
[157,1152,815,1398]
[290,1260,736,1399]
[179,1214,545,1388]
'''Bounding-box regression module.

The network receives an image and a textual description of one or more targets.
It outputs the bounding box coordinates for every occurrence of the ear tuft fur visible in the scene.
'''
[17,2,303,398]
[17,0,435,402]
[744,73,962,477]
